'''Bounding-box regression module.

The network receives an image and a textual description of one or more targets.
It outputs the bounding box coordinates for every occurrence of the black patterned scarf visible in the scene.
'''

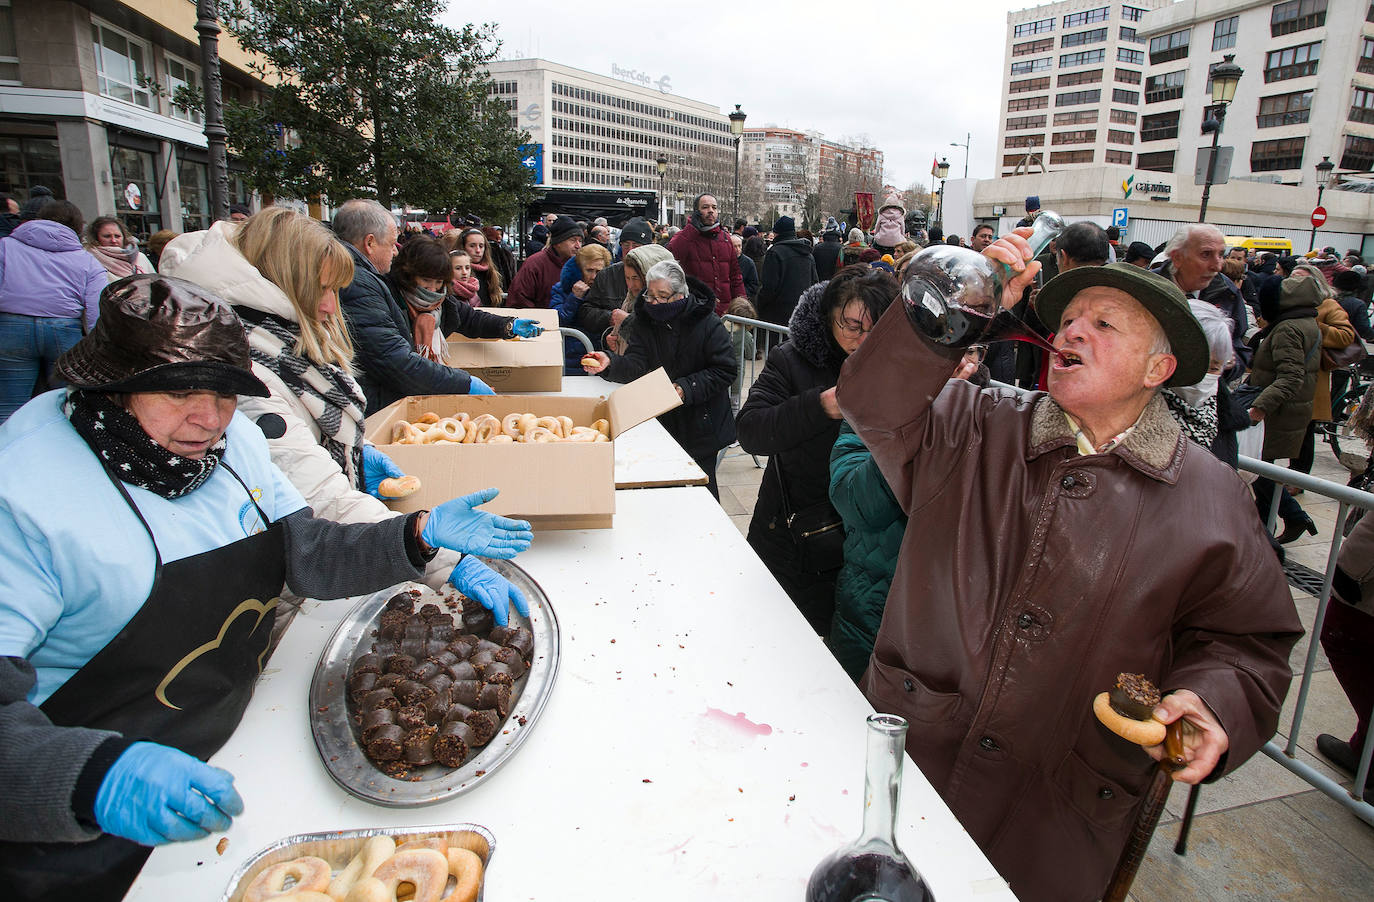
[66,391,225,499]
[235,306,367,489]
[1162,389,1219,447]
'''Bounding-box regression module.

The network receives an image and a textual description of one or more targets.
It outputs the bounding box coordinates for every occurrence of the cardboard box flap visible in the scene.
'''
[606,367,682,438]
[445,308,562,368]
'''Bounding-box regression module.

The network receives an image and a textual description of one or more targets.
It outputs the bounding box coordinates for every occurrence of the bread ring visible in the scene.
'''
[567,430,599,442]
[327,835,395,901]
[284,895,334,902]
[461,419,479,443]
[470,414,500,443]
[517,413,537,436]
[557,415,575,438]
[487,434,514,443]
[396,836,448,856]
[450,830,490,862]
[591,418,610,437]
[390,421,423,445]
[433,417,467,441]
[593,432,609,442]
[444,847,484,902]
[415,412,439,425]
[501,413,524,438]
[243,855,331,901]
[580,355,599,368]
[522,425,557,443]
[343,878,389,902]
[534,415,563,438]
[1093,691,1167,746]
[367,848,449,902]
[377,475,421,499]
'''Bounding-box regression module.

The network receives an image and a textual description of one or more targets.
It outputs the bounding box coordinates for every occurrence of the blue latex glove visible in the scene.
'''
[362,444,405,499]
[511,318,543,338]
[449,556,529,628]
[420,487,533,558]
[94,742,244,846]
[468,375,495,395]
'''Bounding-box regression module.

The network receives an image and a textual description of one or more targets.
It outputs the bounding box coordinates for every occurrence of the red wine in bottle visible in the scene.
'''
[806,851,933,902]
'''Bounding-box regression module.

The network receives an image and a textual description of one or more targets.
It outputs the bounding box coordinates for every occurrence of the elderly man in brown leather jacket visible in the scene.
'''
[837,228,1303,902]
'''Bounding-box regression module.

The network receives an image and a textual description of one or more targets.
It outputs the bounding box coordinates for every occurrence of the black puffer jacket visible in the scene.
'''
[813,235,842,281]
[737,281,846,566]
[576,260,629,349]
[757,236,819,326]
[601,278,737,460]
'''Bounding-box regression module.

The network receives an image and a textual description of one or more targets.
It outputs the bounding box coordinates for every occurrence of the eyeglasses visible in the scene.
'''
[963,344,988,363]
[646,291,680,304]
[833,317,872,336]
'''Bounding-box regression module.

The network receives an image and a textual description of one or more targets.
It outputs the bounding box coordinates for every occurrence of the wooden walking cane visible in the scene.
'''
[1092,674,1188,902]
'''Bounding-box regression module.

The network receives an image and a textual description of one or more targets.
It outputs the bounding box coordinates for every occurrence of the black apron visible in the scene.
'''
[0,461,287,901]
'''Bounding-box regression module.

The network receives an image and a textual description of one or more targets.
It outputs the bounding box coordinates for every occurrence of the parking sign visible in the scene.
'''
[1112,208,1128,229]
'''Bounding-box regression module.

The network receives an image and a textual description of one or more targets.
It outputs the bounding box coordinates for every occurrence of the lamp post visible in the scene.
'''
[1309,155,1335,252]
[655,153,668,226]
[623,177,633,219]
[195,0,229,221]
[729,103,747,227]
[950,133,970,179]
[1197,53,1243,224]
[935,157,950,228]
[676,187,684,227]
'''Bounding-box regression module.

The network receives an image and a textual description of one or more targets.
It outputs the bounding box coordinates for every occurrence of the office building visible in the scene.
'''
[739,127,883,226]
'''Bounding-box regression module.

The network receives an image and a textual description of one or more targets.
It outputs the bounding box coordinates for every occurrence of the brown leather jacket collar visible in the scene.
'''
[1027,392,1185,485]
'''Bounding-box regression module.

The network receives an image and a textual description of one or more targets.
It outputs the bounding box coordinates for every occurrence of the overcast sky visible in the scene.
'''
[440,1,1036,191]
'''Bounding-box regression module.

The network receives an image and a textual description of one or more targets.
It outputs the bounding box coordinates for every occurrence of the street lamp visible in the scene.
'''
[676,186,684,227]
[656,153,668,227]
[1197,53,1243,223]
[935,156,950,228]
[950,133,970,180]
[1310,155,1335,252]
[729,103,747,227]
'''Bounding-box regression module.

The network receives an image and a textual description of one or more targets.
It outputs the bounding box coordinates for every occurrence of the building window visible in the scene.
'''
[1106,149,1133,164]
[1058,69,1102,87]
[1108,129,1135,145]
[1008,95,1049,112]
[1014,17,1055,37]
[1050,150,1095,164]
[1010,76,1051,94]
[1140,111,1180,141]
[1137,150,1176,172]
[1006,115,1047,130]
[1118,48,1144,64]
[1361,37,1374,74]
[1110,109,1138,124]
[1056,89,1102,107]
[1004,133,1045,148]
[1115,68,1142,84]
[1060,49,1106,68]
[1351,86,1374,124]
[1265,41,1321,81]
[164,54,203,125]
[1052,129,1097,145]
[1271,0,1326,37]
[1144,70,1186,103]
[1054,109,1099,125]
[1149,29,1191,64]
[1122,6,1147,22]
[1257,90,1313,127]
[1013,37,1055,56]
[109,147,161,239]
[1119,26,1144,43]
[1212,16,1239,51]
[0,1,19,83]
[178,158,209,231]
[92,20,153,108]
[1112,88,1140,104]
[1061,27,1108,48]
[1251,137,1306,171]
[1343,134,1374,170]
[0,136,65,201]
[1011,57,1053,75]
[1064,7,1109,28]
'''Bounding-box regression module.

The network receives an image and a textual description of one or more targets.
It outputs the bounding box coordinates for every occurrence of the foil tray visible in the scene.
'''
[219,823,495,902]
[309,559,559,806]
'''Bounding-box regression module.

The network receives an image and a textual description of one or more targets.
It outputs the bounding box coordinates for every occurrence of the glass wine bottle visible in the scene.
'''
[901,211,1065,350]
[805,714,934,902]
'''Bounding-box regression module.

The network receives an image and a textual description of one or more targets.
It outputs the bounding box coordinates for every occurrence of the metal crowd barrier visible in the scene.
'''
[722,314,792,468]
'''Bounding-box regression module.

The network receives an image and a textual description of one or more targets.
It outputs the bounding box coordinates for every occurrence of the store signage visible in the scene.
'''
[611,63,673,94]
[1134,180,1171,195]
[616,195,649,207]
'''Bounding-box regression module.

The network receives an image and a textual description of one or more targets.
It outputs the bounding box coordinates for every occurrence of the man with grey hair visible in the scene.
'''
[335,199,493,413]
[1157,223,1248,369]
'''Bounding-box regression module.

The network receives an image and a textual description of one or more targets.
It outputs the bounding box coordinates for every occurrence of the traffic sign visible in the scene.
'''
[1112,207,1128,229]
[1311,206,1327,229]
[517,143,543,184]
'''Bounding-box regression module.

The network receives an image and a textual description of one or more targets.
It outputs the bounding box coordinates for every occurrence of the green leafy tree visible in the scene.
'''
[223,0,531,219]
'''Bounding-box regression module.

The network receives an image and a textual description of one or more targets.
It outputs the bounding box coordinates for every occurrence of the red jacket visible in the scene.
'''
[668,224,745,315]
[507,246,567,308]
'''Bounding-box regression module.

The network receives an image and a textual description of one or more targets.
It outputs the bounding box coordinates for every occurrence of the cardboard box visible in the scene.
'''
[364,368,681,529]
[445,308,563,392]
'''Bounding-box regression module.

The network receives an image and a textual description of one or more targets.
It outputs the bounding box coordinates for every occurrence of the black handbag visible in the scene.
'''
[773,461,845,574]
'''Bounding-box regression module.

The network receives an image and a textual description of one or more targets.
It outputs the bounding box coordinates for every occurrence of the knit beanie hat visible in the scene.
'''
[847,227,864,245]
[618,217,654,247]
[742,225,759,238]
[548,215,583,247]
[1025,195,1040,213]
[19,185,54,222]
[878,191,903,214]
[773,215,795,237]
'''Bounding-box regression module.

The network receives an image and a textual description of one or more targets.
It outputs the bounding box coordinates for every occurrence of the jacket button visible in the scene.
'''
[903,679,915,692]
[1017,613,1035,629]
[1098,787,1115,800]
[1061,475,1077,489]
[979,736,999,751]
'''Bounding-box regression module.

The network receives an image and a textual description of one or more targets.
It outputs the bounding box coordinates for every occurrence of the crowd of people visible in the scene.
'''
[0,184,1369,901]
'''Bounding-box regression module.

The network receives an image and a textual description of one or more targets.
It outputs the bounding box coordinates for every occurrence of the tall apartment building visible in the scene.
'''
[1135,0,1373,187]
[739,126,883,225]
[997,0,1172,177]
[0,0,267,238]
[485,58,736,205]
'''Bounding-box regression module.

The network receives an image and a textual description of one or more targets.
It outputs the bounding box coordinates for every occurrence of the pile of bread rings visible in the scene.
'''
[241,833,485,902]
[388,411,611,445]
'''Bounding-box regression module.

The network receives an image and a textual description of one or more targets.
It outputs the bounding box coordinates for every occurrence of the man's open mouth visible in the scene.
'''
[1056,349,1083,367]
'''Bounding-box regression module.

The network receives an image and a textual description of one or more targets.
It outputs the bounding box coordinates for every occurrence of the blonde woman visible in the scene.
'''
[161,209,532,611]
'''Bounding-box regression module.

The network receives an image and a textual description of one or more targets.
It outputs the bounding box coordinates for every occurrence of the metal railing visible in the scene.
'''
[722,314,792,468]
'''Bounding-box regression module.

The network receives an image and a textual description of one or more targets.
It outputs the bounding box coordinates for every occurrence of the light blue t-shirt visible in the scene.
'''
[0,391,307,703]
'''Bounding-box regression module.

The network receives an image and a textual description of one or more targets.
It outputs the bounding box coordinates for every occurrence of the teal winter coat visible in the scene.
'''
[828,421,907,682]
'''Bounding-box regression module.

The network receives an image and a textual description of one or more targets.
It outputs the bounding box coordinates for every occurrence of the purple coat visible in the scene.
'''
[0,221,106,330]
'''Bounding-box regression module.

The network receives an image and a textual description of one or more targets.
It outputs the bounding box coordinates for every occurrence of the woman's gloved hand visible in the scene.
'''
[467,375,495,395]
[362,445,405,499]
[449,556,529,627]
[95,742,244,846]
[511,318,543,338]
[420,487,533,558]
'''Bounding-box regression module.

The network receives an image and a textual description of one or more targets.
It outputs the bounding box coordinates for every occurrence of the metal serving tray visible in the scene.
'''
[219,823,495,902]
[309,559,559,806]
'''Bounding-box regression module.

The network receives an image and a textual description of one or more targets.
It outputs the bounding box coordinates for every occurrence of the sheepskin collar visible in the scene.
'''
[787,281,843,369]
[1027,391,1185,483]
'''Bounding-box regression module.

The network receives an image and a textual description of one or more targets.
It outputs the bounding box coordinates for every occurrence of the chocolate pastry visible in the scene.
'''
[348,671,378,703]
[487,625,518,646]
[419,602,442,619]
[483,662,514,686]
[461,598,494,637]
[428,621,455,643]
[433,720,475,767]
[467,649,495,674]
[1109,672,1161,721]
[365,723,405,760]
[403,725,438,765]
[409,660,444,684]
[383,653,417,676]
[425,673,453,696]
[442,702,475,724]
[395,679,435,707]
[429,650,461,669]
[492,647,527,679]
[478,683,510,717]
[361,688,399,712]
[501,627,535,662]
[397,704,429,731]
[385,592,417,613]
[376,672,404,691]
[464,709,498,746]
[352,652,382,676]
[422,691,451,724]
[451,680,482,708]
[378,610,409,641]
[473,639,502,657]
[447,635,479,655]
[444,661,478,683]
[361,708,397,744]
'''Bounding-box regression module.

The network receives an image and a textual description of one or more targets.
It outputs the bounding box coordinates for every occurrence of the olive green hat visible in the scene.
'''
[1034,262,1209,387]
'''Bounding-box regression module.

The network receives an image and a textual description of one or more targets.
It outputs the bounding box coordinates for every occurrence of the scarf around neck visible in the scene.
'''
[66,390,225,499]
[1162,388,1219,447]
[401,285,448,363]
[89,243,141,278]
[690,211,720,234]
[451,276,480,304]
[236,306,368,489]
